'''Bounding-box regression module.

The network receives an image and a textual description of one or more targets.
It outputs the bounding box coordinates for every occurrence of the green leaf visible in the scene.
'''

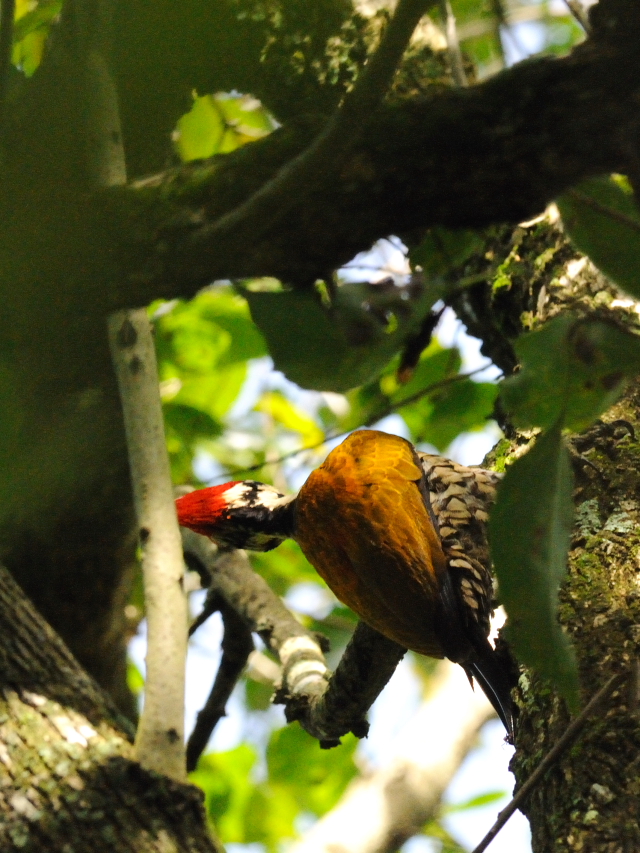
[557,176,640,298]
[155,288,266,419]
[126,659,144,696]
[490,422,579,710]
[246,282,438,392]
[255,391,325,448]
[245,677,273,711]
[191,744,259,840]
[501,314,640,431]
[12,0,61,76]
[422,817,467,853]
[14,0,61,43]
[267,725,358,816]
[445,790,505,813]
[250,541,320,596]
[341,343,460,430]
[175,93,274,162]
[403,380,498,451]
[163,402,222,441]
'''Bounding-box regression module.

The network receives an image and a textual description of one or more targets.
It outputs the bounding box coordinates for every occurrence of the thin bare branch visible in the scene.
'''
[220,364,492,483]
[186,597,254,771]
[471,671,628,853]
[181,532,406,745]
[563,0,591,34]
[440,0,467,87]
[80,0,189,781]
[109,310,189,781]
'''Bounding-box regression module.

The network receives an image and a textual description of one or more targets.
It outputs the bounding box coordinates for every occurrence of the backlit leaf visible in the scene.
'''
[267,724,358,816]
[246,282,437,393]
[255,391,325,448]
[175,93,275,162]
[403,379,498,451]
[490,422,579,710]
[501,314,640,431]
[410,226,483,278]
[558,176,640,298]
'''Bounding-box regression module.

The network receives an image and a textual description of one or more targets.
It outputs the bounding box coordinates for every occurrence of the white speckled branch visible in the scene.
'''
[80,0,189,781]
[108,309,188,781]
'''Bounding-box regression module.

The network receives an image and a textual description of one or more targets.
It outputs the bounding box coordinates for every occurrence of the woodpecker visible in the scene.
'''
[176,429,514,736]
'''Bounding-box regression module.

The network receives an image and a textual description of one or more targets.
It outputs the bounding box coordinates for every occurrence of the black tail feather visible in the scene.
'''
[466,646,515,739]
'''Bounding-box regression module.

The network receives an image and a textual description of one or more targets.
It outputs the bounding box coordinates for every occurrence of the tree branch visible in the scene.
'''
[78,0,191,778]
[108,310,189,781]
[0,563,220,852]
[289,661,494,853]
[99,1,640,306]
[186,596,254,772]
[82,0,189,782]
[182,0,435,262]
[181,532,406,745]
[440,0,467,87]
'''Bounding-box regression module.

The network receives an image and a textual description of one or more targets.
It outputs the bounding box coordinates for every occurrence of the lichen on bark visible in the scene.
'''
[477,213,640,853]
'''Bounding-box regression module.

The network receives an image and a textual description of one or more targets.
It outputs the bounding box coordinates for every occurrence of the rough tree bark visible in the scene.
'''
[448,212,640,853]
[1,0,639,849]
[0,563,221,853]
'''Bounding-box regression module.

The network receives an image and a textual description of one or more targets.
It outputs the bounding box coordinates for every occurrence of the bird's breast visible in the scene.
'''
[294,431,449,657]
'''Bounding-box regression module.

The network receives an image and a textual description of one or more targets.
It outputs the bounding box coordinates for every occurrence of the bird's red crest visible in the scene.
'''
[175,482,239,536]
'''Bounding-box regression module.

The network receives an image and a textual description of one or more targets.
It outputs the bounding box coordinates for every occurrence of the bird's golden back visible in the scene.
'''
[294,430,449,656]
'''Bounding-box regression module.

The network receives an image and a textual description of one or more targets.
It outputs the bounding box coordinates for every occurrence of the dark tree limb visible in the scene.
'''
[180,531,406,746]
[186,597,254,772]
[188,0,436,260]
[97,0,640,307]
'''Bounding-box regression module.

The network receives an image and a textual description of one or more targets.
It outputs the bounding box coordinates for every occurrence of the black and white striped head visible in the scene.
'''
[176,480,296,551]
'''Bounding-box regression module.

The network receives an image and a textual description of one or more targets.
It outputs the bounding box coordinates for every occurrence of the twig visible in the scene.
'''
[182,531,332,707]
[188,589,219,637]
[181,532,406,744]
[368,362,491,424]
[489,0,530,64]
[471,671,627,853]
[487,0,506,70]
[186,598,254,771]
[440,0,467,87]
[566,188,640,235]
[220,364,492,482]
[0,0,15,139]
[191,0,436,251]
[563,0,591,34]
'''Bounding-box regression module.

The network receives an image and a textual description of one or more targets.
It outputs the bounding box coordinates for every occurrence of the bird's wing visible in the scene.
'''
[418,454,514,735]
[418,454,501,639]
